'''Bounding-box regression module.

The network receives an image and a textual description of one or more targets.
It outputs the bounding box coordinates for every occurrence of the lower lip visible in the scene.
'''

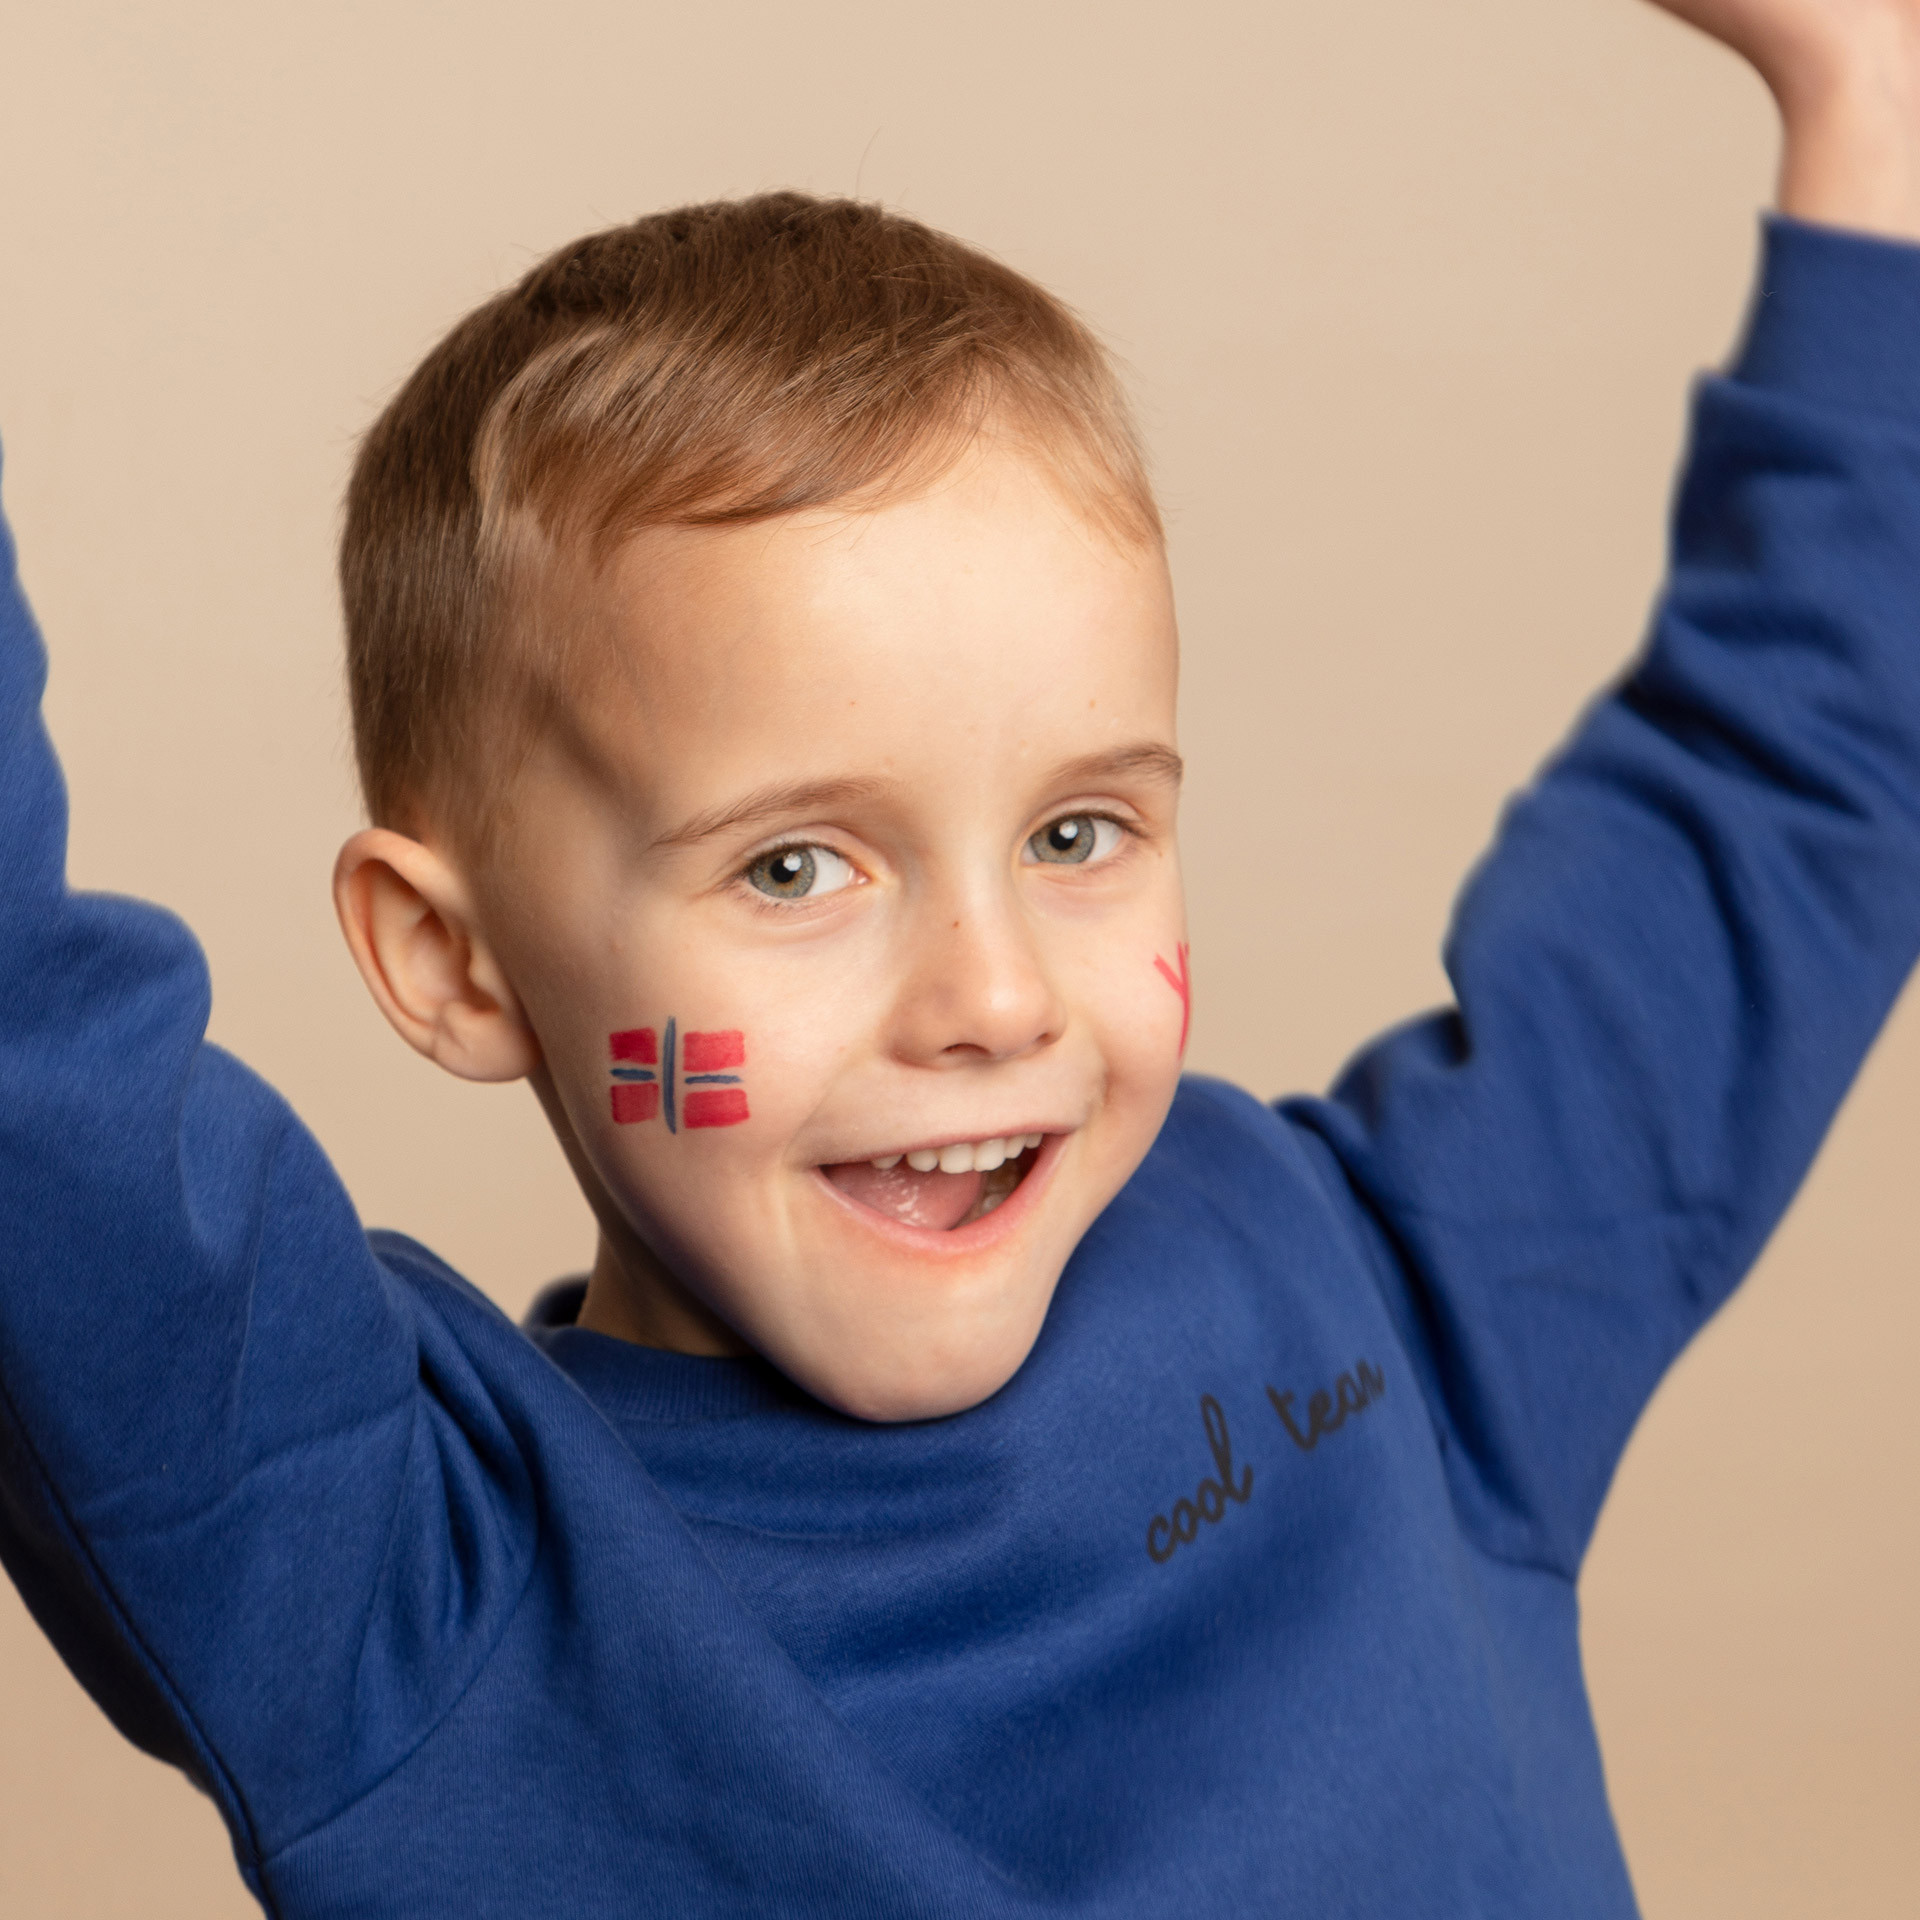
[810,1133,1066,1255]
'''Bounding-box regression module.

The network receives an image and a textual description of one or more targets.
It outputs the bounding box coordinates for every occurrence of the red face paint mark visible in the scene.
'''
[683,1087,751,1129]
[682,1029,745,1072]
[610,1027,661,1125]
[611,1082,661,1125]
[610,1027,659,1064]
[1154,942,1192,1054]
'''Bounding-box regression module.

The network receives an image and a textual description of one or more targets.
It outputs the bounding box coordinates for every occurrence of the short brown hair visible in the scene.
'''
[340,190,1160,842]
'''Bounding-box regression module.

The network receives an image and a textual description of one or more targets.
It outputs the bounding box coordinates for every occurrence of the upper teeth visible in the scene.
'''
[871,1133,1044,1174]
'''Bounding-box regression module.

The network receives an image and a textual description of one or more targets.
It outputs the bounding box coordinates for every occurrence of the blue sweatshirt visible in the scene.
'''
[4,218,1920,1919]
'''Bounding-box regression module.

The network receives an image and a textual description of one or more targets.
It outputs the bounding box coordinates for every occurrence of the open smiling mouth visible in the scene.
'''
[821,1134,1047,1231]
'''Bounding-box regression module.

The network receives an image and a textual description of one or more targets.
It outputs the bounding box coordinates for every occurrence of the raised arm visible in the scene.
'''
[1651,0,1920,242]
[1286,8,1920,1576]
[0,469,537,1873]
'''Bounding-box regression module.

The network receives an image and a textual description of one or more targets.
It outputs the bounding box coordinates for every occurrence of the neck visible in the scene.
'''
[576,1229,749,1357]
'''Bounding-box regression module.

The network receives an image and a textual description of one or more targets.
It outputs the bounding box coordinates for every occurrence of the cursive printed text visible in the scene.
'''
[1146,1394,1253,1563]
[1267,1358,1386,1453]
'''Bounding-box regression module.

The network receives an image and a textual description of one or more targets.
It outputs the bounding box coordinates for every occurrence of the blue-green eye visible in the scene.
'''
[745,844,857,900]
[1025,814,1123,866]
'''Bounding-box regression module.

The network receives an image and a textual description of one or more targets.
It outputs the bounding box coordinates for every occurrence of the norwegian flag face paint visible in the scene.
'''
[609,1021,750,1132]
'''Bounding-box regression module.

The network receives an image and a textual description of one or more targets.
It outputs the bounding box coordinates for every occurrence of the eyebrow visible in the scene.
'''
[648,741,1183,852]
[1048,742,1185,792]
[650,777,892,850]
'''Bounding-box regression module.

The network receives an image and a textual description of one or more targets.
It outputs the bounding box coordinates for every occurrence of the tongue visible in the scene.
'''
[824,1159,984,1231]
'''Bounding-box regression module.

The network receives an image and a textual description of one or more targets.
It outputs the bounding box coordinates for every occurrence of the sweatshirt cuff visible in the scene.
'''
[1730,214,1920,425]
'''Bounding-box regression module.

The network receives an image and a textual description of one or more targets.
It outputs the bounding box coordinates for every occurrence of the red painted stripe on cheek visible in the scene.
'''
[1154,943,1192,1053]
[611,1082,661,1125]
[609,1028,659,1065]
[683,1088,750,1129]
[682,1029,746,1071]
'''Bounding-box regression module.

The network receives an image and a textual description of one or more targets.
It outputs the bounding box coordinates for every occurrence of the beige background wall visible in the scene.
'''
[0,0,1913,1910]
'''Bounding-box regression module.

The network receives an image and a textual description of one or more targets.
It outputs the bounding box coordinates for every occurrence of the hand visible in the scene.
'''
[1646,0,1920,239]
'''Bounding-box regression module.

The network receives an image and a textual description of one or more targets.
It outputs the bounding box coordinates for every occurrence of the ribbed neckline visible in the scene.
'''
[522,1277,804,1424]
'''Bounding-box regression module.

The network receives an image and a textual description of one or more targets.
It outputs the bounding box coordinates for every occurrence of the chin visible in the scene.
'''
[773,1284,1057,1425]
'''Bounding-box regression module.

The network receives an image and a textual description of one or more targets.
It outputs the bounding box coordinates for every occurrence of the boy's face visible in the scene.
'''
[480,443,1185,1421]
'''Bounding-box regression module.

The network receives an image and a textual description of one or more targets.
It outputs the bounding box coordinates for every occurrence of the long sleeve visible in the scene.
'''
[0,474,538,1870]
[1286,218,1920,1579]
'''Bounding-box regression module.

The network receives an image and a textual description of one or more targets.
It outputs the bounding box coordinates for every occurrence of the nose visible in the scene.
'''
[887,879,1067,1068]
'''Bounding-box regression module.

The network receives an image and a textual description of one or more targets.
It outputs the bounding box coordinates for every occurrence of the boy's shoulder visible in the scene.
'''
[1121,1071,1370,1245]
[361,1226,608,1427]
[1049,1072,1401,1373]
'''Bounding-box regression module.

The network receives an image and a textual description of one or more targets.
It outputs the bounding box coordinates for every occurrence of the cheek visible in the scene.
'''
[592,972,858,1162]
[1071,938,1191,1094]
[1044,856,1188,1064]
[585,1014,784,1248]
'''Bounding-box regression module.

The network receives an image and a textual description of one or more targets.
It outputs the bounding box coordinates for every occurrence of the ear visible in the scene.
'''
[332,828,542,1083]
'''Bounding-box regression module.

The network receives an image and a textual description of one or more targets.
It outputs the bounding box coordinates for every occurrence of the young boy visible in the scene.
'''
[4,0,1919,1914]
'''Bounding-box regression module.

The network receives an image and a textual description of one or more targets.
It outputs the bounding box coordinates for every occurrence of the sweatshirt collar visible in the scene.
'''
[523,1277,804,1424]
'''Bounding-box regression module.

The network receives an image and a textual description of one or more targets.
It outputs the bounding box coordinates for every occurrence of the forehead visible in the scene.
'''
[566,446,1178,822]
